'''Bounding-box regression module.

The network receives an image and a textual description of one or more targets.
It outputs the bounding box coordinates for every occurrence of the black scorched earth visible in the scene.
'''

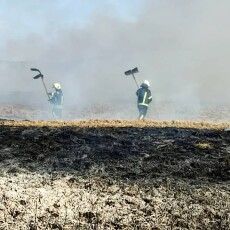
[0,120,229,229]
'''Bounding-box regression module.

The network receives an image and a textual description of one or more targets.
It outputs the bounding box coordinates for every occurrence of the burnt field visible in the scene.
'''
[0,120,229,229]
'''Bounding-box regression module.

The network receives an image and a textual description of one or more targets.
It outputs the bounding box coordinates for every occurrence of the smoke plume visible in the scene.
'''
[0,0,230,119]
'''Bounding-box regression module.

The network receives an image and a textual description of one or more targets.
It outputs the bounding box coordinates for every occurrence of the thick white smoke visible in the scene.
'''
[0,0,230,120]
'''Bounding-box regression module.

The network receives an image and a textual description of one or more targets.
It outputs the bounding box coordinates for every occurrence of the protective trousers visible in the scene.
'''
[138,105,148,120]
[52,106,62,119]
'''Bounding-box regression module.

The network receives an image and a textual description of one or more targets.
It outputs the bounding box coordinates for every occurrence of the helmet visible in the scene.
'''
[53,82,61,90]
[143,80,150,87]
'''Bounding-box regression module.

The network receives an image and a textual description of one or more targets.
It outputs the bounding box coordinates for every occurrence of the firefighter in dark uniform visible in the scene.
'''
[136,80,152,120]
[48,82,63,119]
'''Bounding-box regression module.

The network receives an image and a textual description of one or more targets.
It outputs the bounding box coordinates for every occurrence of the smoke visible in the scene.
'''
[0,0,230,119]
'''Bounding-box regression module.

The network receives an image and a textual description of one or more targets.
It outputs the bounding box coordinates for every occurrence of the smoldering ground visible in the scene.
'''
[0,0,230,120]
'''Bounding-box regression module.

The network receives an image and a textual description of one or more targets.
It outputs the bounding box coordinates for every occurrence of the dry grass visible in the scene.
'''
[1,119,230,129]
[194,142,213,150]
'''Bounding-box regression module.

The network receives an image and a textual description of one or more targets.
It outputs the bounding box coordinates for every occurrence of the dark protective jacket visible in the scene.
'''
[49,90,63,107]
[136,83,152,107]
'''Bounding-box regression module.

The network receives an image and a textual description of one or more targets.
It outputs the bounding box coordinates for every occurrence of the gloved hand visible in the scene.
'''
[48,93,53,102]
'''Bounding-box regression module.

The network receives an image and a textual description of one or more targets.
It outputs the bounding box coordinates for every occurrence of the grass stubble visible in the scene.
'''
[0,119,229,229]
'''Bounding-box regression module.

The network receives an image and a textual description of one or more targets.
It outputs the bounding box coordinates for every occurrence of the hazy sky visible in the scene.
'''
[0,0,230,114]
[0,0,141,45]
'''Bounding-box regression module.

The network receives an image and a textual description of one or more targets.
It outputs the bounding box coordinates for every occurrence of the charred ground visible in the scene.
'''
[0,120,229,229]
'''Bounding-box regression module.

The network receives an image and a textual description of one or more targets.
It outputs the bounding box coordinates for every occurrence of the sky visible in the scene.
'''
[0,0,230,119]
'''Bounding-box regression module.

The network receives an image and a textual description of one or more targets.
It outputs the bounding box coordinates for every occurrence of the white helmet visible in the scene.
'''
[143,80,150,87]
[53,82,61,90]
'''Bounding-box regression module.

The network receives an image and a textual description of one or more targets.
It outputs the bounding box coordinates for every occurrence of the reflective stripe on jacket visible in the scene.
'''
[136,87,152,107]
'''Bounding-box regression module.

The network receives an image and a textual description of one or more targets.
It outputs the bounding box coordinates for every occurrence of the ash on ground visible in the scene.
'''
[0,120,229,229]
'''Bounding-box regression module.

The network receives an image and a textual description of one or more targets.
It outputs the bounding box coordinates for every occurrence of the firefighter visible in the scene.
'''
[136,80,152,120]
[48,82,63,119]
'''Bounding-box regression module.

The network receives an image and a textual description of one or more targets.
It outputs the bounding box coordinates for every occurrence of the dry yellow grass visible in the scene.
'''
[1,119,230,129]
